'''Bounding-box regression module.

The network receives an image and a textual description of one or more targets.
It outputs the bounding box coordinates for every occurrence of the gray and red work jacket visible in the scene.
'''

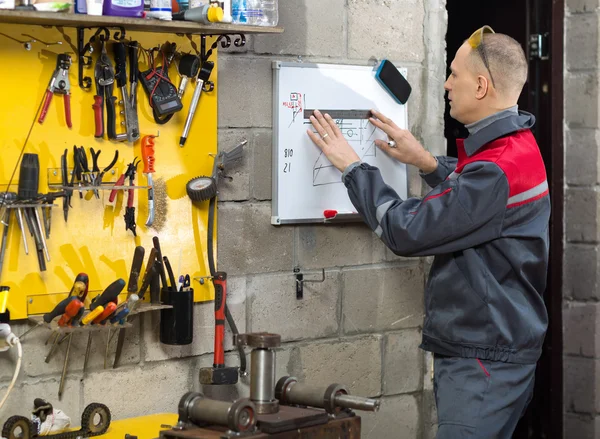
[344,111,549,364]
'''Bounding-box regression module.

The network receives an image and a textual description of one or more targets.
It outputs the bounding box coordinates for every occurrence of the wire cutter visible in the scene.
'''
[39,53,72,128]
[93,41,116,139]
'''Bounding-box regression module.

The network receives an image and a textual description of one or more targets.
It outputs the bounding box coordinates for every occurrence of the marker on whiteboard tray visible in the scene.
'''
[324,210,338,219]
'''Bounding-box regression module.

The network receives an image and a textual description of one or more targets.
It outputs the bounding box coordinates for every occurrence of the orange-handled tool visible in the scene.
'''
[93,301,118,324]
[57,299,84,327]
[142,134,156,227]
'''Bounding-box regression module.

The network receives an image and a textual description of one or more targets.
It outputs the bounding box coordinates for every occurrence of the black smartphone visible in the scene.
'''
[375,59,412,105]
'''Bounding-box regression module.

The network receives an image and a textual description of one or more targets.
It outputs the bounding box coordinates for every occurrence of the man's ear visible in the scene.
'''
[475,75,489,100]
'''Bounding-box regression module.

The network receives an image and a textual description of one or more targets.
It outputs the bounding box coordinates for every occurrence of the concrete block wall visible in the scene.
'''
[564,0,600,437]
[0,2,447,438]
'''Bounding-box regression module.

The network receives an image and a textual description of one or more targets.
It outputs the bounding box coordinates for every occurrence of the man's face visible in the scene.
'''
[444,43,482,125]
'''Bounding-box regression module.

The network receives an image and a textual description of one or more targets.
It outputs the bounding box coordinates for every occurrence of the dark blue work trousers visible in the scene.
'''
[433,354,536,439]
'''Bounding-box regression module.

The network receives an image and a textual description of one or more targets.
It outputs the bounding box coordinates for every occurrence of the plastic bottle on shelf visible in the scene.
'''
[257,0,277,26]
[146,0,172,20]
[103,0,144,17]
[231,0,277,26]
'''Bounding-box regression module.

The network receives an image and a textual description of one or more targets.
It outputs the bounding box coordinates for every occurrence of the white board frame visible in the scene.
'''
[271,61,409,225]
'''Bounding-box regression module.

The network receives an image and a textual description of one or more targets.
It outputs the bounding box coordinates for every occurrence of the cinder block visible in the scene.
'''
[0,377,80,419]
[297,223,388,270]
[217,129,251,201]
[567,13,600,70]
[348,0,425,62]
[565,73,600,129]
[144,277,246,362]
[252,130,273,201]
[566,129,600,186]
[254,0,345,57]
[564,413,600,439]
[564,302,600,357]
[567,0,600,13]
[360,394,420,439]
[14,320,140,378]
[566,188,600,242]
[564,356,600,414]
[343,264,424,334]
[280,336,383,397]
[564,244,600,300]
[82,359,193,420]
[248,271,340,341]
[218,56,273,128]
[218,203,294,275]
[383,329,423,395]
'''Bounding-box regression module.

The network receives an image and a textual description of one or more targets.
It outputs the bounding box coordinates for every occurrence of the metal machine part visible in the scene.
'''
[275,376,381,414]
[236,333,281,414]
[176,392,256,433]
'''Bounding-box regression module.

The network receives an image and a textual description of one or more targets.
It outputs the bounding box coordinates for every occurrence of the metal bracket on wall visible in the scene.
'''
[199,32,246,64]
[76,26,126,90]
[294,267,325,300]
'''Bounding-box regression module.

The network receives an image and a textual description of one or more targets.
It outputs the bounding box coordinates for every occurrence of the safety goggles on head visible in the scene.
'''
[467,25,496,88]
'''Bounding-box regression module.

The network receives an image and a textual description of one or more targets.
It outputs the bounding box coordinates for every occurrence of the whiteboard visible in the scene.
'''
[271,62,409,225]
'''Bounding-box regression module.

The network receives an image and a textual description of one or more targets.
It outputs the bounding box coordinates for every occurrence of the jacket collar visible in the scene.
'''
[461,110,536,157]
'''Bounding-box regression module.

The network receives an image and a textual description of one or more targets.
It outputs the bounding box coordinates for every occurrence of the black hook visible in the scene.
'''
[233,34,246,48]
[90,27,110,43]
[112,27,126,41]
[220,35,232,49]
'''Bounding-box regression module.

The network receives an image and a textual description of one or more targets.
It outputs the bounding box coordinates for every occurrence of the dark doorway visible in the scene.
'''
[444,1,564,438]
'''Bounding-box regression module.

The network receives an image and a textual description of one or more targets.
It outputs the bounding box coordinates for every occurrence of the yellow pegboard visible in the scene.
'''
[0,24,218,319]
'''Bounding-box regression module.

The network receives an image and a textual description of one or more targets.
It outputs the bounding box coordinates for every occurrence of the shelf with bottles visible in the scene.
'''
[0,10,283,36]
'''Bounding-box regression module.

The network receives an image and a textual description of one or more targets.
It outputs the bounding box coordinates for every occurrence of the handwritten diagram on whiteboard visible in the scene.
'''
[272,62,409,224]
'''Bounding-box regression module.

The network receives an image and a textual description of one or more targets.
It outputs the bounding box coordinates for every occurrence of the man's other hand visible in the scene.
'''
[307,110,361,172]
[370,109,437,173]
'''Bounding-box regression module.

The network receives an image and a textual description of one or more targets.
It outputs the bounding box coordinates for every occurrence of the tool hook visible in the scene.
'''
[0,32,36,50]
[294,268,325,300]
[22,34,63,48]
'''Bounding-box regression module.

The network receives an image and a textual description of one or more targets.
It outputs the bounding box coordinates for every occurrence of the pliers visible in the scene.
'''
[39,53,72,129]
[93,40,117,139]
[109,158,141,236]
[91,149,119,194]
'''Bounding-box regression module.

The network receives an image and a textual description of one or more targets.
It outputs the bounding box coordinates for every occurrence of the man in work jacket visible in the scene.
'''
[307,26,549,438]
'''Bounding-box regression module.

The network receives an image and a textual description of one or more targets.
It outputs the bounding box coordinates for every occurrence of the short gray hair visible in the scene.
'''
[468,33,528,97]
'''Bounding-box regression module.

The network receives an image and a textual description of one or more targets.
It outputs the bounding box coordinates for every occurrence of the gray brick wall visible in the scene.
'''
[0,1,447,437]
[565,0,600,436]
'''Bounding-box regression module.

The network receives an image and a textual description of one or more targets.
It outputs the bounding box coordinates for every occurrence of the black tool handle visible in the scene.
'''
[198,61,214,82]
[152,237,169,291]
[18,154,40,199]
[129,41,139,84]
[43,296,77,323]
[163,256,177,292]
[114,42,127,88]
[128,246,145,293]
[90,278,125,310]
[106,94,118,140]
